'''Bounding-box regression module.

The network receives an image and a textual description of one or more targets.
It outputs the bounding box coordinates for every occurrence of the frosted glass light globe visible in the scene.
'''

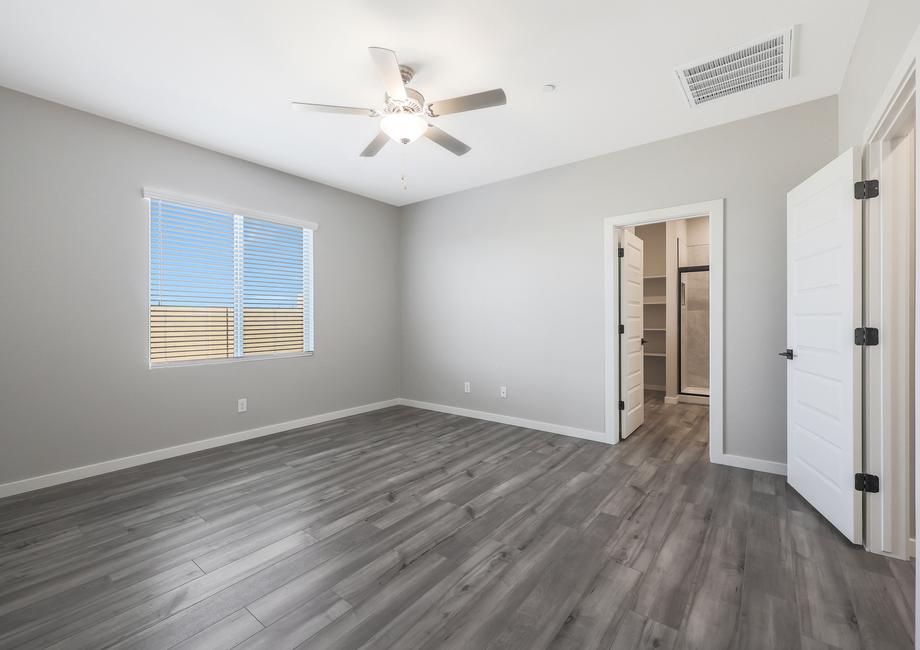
[381,113,428,144]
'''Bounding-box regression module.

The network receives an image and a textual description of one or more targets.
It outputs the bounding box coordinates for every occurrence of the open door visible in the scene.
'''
[621,229,645,438]
[786,147,862,543]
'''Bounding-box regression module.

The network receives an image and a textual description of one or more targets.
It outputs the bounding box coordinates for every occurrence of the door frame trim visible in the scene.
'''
[855,19,920,628]
[603,200,728,469]
[862,55,918,560]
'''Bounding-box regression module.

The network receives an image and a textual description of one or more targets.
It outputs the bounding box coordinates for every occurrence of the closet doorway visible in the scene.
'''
[603,200,724,449]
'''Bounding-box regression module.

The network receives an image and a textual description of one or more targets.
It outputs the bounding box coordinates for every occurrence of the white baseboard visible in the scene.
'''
[678,394,710,406]
[1,397,788,499]
[0,398,401,499]
[664,395,679,405]
[396,398,611,444]
[711,451,787,476]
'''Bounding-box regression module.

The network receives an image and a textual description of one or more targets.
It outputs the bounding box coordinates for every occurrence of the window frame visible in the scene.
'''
[144,189,317,369]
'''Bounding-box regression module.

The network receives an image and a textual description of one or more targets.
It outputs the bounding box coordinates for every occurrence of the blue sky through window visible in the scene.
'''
[243,217,304,310]
[150,200,235,308]
[150,201,304,310]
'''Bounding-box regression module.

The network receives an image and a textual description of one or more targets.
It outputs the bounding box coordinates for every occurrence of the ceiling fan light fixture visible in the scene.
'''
[292,47,505,158]
[380,112,428,144]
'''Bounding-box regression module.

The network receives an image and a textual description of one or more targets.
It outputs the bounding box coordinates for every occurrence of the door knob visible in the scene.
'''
[779,349,794,360]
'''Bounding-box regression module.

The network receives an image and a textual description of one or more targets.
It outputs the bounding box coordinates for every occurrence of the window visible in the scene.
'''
[148,194,314,366]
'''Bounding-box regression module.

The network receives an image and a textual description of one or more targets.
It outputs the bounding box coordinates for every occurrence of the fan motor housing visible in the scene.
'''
[386,87,425,115]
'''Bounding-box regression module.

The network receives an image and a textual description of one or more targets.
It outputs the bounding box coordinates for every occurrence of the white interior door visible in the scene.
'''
[621,229,645,438]
[786,147,862,543]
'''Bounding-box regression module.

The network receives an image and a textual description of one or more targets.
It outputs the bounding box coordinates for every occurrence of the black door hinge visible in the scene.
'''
[854,179,879,199]
[855,473,879,493]
[618,247,625,258]
[619,324,625,334]
[619,400,625,411]
[854,327,879,346]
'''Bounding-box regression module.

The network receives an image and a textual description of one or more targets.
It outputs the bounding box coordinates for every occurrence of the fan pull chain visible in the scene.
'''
[400,145,408,191]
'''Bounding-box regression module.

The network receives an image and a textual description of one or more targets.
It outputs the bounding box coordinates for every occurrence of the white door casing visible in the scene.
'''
[786,147,862,544]
[863,79,916,559]
[621,229,645,438]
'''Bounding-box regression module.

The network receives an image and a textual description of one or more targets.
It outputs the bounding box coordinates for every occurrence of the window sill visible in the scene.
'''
[149,351,313,369]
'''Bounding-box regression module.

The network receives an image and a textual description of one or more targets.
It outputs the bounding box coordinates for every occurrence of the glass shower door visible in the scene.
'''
[679,267,709,396]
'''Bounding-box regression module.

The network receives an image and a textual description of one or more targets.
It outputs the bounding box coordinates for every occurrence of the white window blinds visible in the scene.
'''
[148,196,314,366]
[242,216,311,356]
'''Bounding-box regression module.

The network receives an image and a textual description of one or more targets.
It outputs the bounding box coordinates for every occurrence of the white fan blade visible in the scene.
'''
[428,89,506,117]
[368,47,408,101]
[291,102,376,116]
[425,125,471,156]
[360,131,390,157]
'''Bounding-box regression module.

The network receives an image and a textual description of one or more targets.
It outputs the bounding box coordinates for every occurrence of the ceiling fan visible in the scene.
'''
[291,47,507,158]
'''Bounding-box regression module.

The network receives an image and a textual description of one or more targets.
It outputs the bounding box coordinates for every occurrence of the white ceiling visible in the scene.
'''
[0,0,868,206]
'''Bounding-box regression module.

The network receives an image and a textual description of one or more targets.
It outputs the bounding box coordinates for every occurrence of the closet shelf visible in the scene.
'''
[643,274,666,280]
[644,352,666,358]
[643,297,666,305]
[643,327,665,332]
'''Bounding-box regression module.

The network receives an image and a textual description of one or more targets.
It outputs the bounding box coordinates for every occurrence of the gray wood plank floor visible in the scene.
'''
[0,394,914,649]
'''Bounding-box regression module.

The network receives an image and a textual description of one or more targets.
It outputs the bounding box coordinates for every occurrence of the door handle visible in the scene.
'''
[779,349,794,360]
[641,338,647,345]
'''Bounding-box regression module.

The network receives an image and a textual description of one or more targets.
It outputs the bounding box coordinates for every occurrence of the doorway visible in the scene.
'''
[623,216,712,439]
[603,200,725,457]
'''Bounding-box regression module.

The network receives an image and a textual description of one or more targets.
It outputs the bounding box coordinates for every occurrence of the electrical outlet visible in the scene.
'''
[499,385,507,399]
[464,381,471,394]
[237,398,247,413]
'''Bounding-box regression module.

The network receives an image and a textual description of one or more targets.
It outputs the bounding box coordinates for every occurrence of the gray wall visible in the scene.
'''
[400,97,838,465]
[838,0,920,151]
[0,87,401,484]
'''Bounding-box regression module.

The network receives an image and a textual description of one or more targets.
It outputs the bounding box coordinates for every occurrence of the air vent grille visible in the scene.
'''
[677,28,794,106]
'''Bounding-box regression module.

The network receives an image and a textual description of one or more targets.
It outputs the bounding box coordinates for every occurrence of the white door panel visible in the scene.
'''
[786,147,862,543]
[621,230,645,438]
